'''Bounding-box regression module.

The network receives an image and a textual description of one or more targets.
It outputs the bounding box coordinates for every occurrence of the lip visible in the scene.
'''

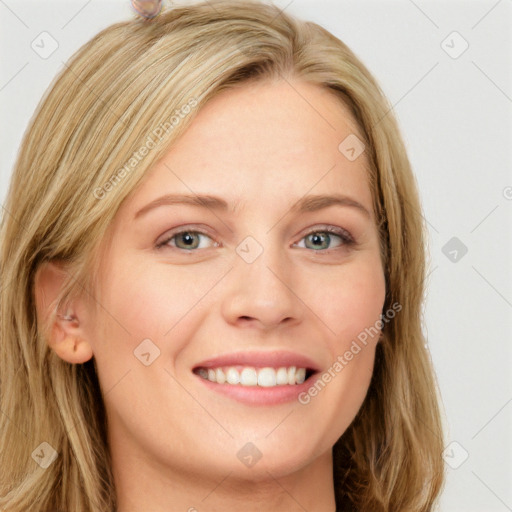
[192,350,321,372]
[192,350,321,406]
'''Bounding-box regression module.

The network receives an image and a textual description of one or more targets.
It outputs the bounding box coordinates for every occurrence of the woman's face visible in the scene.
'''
[86,79,386,484]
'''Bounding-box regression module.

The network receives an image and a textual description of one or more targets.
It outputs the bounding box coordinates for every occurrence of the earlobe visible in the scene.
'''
[34,261,94,364]
[52,335,94,364]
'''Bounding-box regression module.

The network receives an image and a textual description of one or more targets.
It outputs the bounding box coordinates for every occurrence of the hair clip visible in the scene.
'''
[131,0,163,19]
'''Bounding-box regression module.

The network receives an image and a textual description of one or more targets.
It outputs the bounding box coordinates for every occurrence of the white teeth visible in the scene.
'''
[240,368,258,386]
[295,367,306,384]
[197,365,309,386]
[215,368,226,384]
[226,367,240,385]
[276,367,289,385]
[287,366,296,385]
[258,367,277,387]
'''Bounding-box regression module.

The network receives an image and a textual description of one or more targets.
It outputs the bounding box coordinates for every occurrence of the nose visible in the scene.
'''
[220,241,302,331]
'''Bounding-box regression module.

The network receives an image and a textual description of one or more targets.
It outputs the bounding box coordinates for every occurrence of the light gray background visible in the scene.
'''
[1,1,511,510]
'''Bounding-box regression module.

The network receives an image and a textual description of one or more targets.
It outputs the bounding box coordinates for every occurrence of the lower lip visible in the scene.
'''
[194,373,317,405]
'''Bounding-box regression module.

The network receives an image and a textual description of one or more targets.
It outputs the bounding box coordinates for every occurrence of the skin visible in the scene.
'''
[37,79,386,511]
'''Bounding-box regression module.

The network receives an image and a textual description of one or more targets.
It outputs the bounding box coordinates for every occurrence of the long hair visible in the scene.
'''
[0,1,444,510]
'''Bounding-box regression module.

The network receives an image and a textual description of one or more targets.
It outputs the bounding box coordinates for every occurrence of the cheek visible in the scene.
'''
[308,259,386,351]
[88,255,223,377]
[295,259,385,437]
[84,258,171,383]
[95,256,201,338]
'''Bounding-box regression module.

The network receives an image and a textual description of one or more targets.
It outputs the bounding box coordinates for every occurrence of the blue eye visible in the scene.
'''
[156,226,354,252]
[156,230,216,251]
[295,227,353,251]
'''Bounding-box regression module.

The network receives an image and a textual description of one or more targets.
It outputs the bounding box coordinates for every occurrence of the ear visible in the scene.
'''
[34,261,93,364]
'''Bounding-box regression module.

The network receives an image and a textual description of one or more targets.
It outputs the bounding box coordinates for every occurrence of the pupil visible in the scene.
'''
[179,232,198,248]
[310,232,328,249]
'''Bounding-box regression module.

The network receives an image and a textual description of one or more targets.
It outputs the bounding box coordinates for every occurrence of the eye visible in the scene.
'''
[156,229,217,251]
[155,225,354,252]
[294,226,354,251]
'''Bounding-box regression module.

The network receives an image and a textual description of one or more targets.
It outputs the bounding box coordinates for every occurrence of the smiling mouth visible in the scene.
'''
[193,366,315,387]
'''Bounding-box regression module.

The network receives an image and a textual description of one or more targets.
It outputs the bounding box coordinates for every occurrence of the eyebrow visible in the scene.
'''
[133,193,371,219]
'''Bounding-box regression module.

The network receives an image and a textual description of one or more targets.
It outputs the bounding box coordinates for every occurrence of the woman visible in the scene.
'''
[0,1,444,510]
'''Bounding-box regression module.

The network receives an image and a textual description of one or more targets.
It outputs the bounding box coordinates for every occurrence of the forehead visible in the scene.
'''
[123,79,373,219]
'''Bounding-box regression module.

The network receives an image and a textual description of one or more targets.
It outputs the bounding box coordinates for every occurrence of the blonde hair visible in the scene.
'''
[0,1,444,510]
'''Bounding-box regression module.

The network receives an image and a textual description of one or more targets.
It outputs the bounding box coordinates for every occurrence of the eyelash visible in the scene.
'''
[155,225,355,253]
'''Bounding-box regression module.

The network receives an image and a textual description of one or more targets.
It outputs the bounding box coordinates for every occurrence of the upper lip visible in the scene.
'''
[192,350,321,372]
